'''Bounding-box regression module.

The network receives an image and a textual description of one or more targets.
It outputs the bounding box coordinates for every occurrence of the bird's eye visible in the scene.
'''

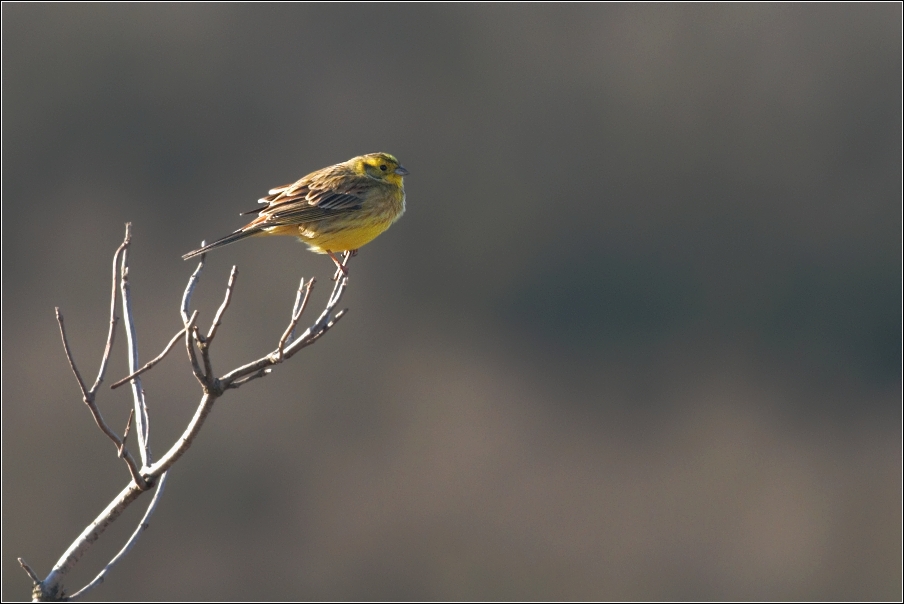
[380,164,387,171]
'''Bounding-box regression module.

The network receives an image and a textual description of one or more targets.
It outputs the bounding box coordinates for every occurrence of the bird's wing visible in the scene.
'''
[249,164,369,225]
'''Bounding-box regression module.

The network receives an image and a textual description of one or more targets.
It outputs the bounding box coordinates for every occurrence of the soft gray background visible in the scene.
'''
[3,4,900,601]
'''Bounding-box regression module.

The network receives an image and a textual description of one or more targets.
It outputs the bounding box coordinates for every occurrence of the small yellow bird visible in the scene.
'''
[183,152,408,274]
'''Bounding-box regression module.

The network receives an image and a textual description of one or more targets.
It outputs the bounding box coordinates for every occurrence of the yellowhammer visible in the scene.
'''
[183,152,408,275]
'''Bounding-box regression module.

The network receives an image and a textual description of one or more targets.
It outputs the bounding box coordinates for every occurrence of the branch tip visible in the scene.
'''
[206,265,239,341]
[56,307,89,398]
[18,558,40,584]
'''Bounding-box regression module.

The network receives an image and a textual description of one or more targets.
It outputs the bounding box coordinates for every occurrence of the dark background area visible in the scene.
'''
[3,4,900,600]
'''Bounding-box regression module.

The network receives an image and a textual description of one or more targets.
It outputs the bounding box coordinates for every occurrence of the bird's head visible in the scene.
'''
[354,153,409,186]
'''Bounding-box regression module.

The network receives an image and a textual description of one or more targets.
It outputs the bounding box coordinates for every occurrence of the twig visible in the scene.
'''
[119,224,151,466]
[182,311,205,387]
[226,367,272,389]
[193,267,239,383]
[286,271,349,355]
[181,248,206,325]
[206,266,238,341]
[55,307,147,490]
[146,271,349,476]
[180,254,209,389]
[110,326,188,390]
[196,325,214,382]
[221,264,349,387]
[147,262,351,478]
[288,276,314,343]
[55,308,89,399]
[57,226,128,400]
[118,410,134,458]
[291,308,348,352]
[89,234,130,394]
[64,472,170,602]
[18,558,39,584]
[276,278,314,360]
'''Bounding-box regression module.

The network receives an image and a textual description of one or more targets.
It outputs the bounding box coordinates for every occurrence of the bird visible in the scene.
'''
[182,152,408,276]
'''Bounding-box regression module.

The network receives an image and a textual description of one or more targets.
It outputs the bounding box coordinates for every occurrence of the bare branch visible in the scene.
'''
[147,261,351,477]
[182,311,206,387]
[206,265,238,341]
[57,225,128,402]
[276,278,314,360]
[282,265,350,358]
[18,558,39,584]
[145,393,216,478]
[88,231,130,394]
[119,224,152,466]
[110,326,187,389]
[177,311,207,387]
[34,230,355,600]
[64,472,170,602]
[288,308,348,354]
[181,248,206,325]
[226,367,272,389]
[180,252,211,388]
[118,409,134,458]
[53,229,149,495]
[56,308,147,489]
[288,276,314,342]
[220,264,349,387]
[41,480,148,598]
[191,265,240,385]
[218,357,272,389]
[55,308,89,399]
[115,444,146,492]
[196,326,214,382]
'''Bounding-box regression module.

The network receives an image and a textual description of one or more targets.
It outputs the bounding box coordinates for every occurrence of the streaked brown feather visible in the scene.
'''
[247,162,371,227]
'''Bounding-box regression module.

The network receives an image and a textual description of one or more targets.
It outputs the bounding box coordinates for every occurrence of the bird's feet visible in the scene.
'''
[327,250,350,281]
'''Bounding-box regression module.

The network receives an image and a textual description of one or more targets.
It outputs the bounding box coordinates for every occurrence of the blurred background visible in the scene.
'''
[3,4,900,600]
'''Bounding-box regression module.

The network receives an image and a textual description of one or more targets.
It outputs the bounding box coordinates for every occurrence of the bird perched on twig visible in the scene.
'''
[183,152,408,275]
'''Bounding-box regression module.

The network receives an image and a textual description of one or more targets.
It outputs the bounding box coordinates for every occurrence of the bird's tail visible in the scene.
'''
[182,227,263,260]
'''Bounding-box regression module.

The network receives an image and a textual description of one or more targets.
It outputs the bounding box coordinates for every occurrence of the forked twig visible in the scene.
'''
[55,307,146,490]
[64,472,170,602]
[289,276,315,341]
[146,254,351,478]
[217,259,349,388]
[276,277,315,360]
[36,225,155,600]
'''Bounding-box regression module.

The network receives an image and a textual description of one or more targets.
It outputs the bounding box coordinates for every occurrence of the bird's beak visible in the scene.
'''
[394,166,410,176]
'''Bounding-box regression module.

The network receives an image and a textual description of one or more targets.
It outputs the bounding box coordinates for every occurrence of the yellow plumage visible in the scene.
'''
[183,152,408,272]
